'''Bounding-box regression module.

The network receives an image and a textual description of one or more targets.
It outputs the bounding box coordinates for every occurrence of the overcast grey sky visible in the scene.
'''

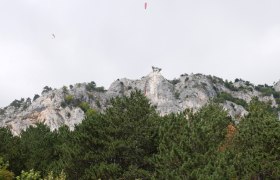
[1,0,280,107]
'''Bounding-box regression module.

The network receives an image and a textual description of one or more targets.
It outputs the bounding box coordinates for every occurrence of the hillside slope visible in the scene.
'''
[1,67,280,135]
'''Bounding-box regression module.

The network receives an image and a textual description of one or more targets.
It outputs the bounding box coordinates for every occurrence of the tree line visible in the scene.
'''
[1,90,280,179]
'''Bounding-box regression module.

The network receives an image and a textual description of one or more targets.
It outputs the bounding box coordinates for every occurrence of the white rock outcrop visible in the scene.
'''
[1,67,279,135]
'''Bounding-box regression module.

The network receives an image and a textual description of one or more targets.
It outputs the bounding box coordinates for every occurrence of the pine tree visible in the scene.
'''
[231,98,280,178]
[19,123,57,176]
[154,103,232,179]
[69,90,160,179]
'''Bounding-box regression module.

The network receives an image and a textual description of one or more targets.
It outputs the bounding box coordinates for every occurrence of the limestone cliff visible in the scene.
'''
[1,67,279,135]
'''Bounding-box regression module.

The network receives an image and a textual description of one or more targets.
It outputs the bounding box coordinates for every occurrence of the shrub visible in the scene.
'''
[16,169,40,180]
[95,86,106,92]
[10,98,24,108]
[0,157,14,180]
[214,92,248,108]
[79,102,91,113]
[0,109,4,115]
[86,81,96,92]
[170,79,180,85]
[224,80,238,91]
[62,86,69,94]
[42,86,52,94]
[64,95,74,105]
[174,91,180,99]
[235,78,240,82]
[96,100,101,108]
[33,94,40,101]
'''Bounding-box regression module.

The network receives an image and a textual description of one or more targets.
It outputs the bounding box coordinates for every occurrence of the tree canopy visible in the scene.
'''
[0,92,280,179]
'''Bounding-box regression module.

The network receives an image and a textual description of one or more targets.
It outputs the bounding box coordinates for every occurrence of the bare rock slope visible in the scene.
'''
[1,67,280,135]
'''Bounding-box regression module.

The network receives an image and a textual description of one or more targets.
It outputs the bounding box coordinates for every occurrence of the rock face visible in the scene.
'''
[0,67,279,135]
[274,80,280,92]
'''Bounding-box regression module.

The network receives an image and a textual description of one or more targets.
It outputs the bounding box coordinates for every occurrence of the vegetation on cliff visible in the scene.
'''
[1,91,280,179]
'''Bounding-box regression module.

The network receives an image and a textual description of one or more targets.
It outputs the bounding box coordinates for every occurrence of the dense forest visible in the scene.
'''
[1,91,280,179]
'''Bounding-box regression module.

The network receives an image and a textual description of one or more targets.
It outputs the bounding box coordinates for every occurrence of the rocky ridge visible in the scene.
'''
[1,67,280,135]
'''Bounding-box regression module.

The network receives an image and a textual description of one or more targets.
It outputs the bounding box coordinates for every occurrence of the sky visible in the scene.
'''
[1,0,280,107]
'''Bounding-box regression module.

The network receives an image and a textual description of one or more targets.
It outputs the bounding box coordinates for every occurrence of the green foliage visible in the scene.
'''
[0,127,22,175]
[234,78,240,82]
[0,108,4,115]
[10,98,24,108]
[62,86,69,94]
[230,99,280,179]
[0,157,14,180]
[19,124,57,177]
[95,86,106,92]
[224,80,238,91]
[64,95,73,105]
[33,94,40,101]
[154,104,232,179]
[214,92,248,108]
[174,91,180,99]
[78,102,90,112]
[95,100,101,108]
[85,81,106,92]
[42,86,52,94]
[0,169,14,180]
[44,171,66,180]
[2,91,280,179]
[207,75,224,84]
[255,84,280,105]
[61,95,83,108]
[16,169,41,180]
[255,84,274,96]
[85,81,96,91]
[69,90,160,179]
[169,78,180,85]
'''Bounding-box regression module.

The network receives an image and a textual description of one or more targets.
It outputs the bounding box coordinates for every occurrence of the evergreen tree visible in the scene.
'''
[231,98,280,178]
[19,123,56,176]
[69,90,160,179]
[0,127,22,175]
[0,157,14,180]
[154,104,232,179]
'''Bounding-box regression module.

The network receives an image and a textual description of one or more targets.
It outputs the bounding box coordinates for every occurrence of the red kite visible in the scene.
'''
[144,2,147,10]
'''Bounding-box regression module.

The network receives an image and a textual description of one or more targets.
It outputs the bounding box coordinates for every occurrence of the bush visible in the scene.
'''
[10,98,24,108]
[85,81,106,92]
[62,86,69,94]
[16,169,40,180]
[96,100,101,108]
[224,80,238,91]
[0,157,14,180]
[86,81,96,92]
[42,86,52,94]
[79,102,91,113]
[33,94,40,101]
[214,92,248,108]
[95,86,106,92]
[174,91,180,99]
[235,78,240,82]
[170,79,180,85]
[64,95,74,105]
[0,109,4,115]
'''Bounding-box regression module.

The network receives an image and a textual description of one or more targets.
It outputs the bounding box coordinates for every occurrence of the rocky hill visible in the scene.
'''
[1,67,280,135]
